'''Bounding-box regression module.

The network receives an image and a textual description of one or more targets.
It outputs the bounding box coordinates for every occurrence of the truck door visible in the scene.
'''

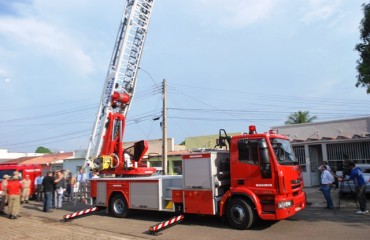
[230,138,273,190]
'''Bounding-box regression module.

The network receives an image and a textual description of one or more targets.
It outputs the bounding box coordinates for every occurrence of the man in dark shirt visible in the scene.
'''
[42,171,55,212]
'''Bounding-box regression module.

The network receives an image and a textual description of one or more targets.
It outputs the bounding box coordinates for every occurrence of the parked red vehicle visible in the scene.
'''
[0,163,42,199]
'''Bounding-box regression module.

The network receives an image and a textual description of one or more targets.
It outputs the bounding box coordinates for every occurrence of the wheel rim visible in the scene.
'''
[113,199,125,214]
[231,204,246,224]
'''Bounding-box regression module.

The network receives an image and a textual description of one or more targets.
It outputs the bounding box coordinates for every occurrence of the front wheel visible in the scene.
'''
[110,194,129,218]
[226,198,256,230]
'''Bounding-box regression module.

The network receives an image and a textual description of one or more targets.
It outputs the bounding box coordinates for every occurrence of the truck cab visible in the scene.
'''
[221,126,306,229]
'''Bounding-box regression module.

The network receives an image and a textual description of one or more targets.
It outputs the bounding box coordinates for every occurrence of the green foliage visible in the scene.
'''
[285,111,317,125]
[179,140,185,145]
[35,146,52,154]
[355,3,370,94]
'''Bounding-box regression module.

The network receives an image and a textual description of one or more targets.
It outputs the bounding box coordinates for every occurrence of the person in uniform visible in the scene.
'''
[21,174,31,204]
[13,171,20,180]
[0,174,10,214]
[7,174,23,219]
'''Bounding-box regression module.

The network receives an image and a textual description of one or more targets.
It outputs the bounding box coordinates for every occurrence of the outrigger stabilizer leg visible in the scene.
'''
[63,206,102,222]
[149,215,184,235]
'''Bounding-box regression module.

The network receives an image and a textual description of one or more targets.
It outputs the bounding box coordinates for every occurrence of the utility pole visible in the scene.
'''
[162,79,168,175]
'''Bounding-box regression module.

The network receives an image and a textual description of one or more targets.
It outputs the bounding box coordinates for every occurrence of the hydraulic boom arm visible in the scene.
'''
[85,0,156,176]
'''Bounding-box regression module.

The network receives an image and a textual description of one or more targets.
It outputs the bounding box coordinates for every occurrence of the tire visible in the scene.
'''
[110,194,129,218]
[226,198,255,230]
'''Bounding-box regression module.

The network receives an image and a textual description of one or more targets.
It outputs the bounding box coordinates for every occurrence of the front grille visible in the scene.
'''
[291,180,301,185]
[291,179,302,191]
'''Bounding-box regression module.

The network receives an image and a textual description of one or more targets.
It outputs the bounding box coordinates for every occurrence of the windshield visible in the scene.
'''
[270,138,297,165]
[0,170,23,180]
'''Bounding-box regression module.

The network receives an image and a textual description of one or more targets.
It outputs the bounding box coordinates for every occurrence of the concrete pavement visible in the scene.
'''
[304,187,361,210]
[0,188,366,239]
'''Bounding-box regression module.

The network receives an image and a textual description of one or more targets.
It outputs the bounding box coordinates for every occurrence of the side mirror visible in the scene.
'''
[215,129,230,149]
[259,139,271,178]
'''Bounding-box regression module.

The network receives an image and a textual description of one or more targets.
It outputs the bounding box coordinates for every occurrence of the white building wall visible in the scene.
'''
[0,149,44,163]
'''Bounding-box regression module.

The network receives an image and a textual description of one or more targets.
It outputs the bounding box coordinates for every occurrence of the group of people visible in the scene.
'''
[0,171,32,219]
[42,168,95,212]
[42,170,67,212]
[319,161,368,214]
[0,168,96,219]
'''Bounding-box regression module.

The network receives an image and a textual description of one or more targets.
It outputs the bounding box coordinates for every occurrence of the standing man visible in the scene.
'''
[77,169,87,201]
[54,170,66,209]
[34,174,44,201]
[42,171,55,213]
[0,174,10,215]
[7,174,23,219]
[319,165,334,210]
[347,161,368,214]
[21,174,31,204]
[65,170,75,202]
[323,161,331,172]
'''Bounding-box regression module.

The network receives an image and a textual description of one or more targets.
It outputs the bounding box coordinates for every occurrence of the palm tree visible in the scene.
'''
[285,111,317,125]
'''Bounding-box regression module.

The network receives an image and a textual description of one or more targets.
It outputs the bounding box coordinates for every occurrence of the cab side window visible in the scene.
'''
[238,139,258,165]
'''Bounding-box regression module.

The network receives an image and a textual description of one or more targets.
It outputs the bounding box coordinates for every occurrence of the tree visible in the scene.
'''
[35,146,52,154]
[285,111,317,125]
[355,3,370,94]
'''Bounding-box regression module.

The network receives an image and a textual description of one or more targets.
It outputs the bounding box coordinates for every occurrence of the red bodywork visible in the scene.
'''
[221,132,306,220]
[170,132,305,221]
[90,129,306,228]
[98,111,156,176]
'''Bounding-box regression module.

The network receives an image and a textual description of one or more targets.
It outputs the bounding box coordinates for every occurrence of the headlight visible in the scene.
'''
[277,200,293,209]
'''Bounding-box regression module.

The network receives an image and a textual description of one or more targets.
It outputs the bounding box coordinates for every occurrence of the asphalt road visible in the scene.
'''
[0,189,369,240]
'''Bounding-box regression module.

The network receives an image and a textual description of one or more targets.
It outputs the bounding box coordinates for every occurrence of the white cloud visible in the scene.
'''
[301,0,343,23]
[0,67,7,76]
[0,16,94,76]
[189,0,285,29]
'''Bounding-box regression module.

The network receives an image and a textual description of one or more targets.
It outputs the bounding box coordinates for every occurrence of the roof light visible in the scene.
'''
[249,125,257,134]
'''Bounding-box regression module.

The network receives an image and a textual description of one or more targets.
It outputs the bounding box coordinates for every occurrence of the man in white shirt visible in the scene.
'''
[319,165,335,210]
[323,161,331,172]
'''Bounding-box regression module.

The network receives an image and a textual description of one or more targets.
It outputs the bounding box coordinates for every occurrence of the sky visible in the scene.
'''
[0,0,370,153]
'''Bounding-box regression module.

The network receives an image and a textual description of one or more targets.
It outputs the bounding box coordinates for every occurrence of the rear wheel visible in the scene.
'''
[226,198,256,230]
[110,194,129,218]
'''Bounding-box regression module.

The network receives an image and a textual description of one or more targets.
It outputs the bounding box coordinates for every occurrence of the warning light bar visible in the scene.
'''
[249,125,257,134]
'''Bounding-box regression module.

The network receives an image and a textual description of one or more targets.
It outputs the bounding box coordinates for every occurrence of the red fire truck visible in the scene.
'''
[83,0,306,230]
[89,127,306,229]
[0,163,42,199]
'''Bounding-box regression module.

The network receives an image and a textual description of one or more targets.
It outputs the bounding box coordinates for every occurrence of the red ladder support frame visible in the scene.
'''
[149,215,184,235]
[63,206,102,221]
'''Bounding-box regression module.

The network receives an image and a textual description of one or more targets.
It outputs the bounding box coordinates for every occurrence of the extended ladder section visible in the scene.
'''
[85,0,155,165]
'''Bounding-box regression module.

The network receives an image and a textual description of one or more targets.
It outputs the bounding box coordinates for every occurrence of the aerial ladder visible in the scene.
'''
[84,0,156,177]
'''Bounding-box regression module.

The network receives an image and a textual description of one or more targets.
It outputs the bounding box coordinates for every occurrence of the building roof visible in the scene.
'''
[272,116,370,142]
[4,152,74,165]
